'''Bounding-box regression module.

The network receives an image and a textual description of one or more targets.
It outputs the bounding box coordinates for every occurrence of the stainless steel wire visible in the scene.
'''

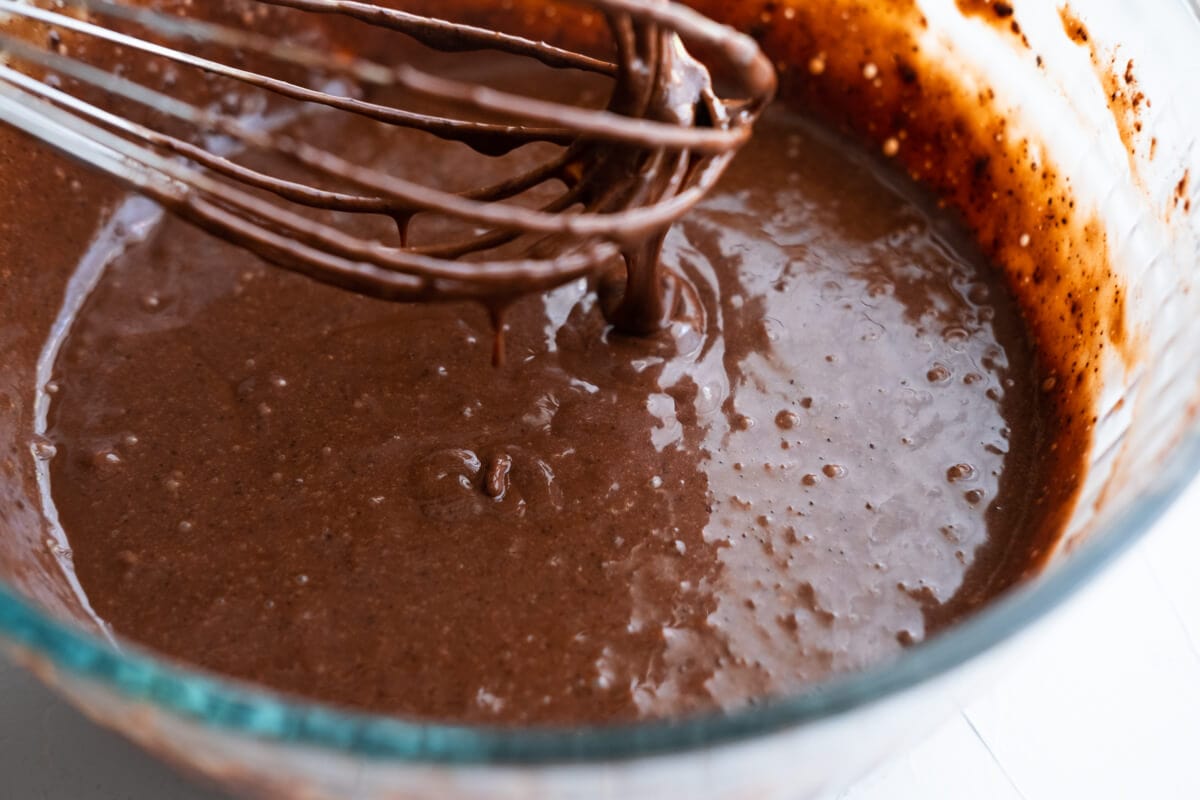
[0,0,774,304]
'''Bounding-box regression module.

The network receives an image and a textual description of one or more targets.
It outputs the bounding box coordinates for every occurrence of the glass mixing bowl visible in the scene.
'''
[1,0,1197,797]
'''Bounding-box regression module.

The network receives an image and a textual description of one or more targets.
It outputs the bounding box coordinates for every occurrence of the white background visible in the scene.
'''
[1,472,1197,799]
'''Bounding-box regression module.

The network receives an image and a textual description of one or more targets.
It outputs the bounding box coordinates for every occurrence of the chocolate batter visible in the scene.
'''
[40,78,1059,723]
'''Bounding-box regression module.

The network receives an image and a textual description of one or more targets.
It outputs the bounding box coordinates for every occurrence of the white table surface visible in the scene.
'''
[2,473,1198,800]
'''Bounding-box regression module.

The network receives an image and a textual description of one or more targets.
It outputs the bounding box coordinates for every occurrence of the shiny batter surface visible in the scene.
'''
[45,106,1054,724]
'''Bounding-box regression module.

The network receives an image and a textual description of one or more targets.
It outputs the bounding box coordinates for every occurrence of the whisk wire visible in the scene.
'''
[0,0,774,309]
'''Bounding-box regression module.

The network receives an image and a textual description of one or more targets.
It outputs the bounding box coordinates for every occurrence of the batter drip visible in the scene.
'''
[45,100,1056,724]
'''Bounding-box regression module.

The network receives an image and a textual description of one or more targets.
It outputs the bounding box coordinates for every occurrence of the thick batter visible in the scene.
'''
[44,100,1056,724]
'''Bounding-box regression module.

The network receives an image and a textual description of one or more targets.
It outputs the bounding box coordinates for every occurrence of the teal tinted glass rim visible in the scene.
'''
[0,428,1197,765]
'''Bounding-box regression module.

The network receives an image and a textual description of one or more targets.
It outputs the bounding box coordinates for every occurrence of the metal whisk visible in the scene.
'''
[0,0,774,329]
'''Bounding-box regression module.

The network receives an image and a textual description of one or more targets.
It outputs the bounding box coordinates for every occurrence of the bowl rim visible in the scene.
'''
[1,428,1196,765]
[3,0,1199,770]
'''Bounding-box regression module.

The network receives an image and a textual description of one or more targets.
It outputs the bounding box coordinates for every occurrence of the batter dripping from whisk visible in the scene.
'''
[44,103,1059,727]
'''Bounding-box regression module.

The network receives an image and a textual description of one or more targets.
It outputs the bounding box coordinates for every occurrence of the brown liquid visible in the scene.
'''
[43,96,1057,724]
